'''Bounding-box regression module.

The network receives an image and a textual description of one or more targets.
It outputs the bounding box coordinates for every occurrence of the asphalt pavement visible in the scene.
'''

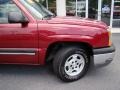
[0,34,120,90]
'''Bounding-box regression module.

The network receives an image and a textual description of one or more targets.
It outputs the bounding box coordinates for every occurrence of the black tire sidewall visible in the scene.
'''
[58,48,89,82]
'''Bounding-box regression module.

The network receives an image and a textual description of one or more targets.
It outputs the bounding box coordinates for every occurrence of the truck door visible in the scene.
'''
[0,0,38,64]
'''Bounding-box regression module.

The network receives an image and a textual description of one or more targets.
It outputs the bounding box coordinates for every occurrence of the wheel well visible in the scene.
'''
[45,42,93,63]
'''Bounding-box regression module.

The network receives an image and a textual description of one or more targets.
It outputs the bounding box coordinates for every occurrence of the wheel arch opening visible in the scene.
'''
[45,41,93,63]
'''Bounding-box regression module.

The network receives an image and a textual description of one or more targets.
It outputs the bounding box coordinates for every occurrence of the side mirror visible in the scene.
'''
[8,12,29,23]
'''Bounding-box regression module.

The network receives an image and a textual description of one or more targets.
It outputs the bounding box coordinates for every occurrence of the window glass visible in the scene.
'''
[88,0,98,19]
[77,0,86,17]
[101,0,111,26]
[48,0,56,15]
[66,0,76,16]
[113,0,120,27]
[38,0,47,7]
[20,0,53,19]
[37,0,56,15]
[66,0,86,17]
[0,0,22,24]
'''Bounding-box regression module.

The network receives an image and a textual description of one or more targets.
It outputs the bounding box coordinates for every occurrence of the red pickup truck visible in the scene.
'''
[0,0,115,82]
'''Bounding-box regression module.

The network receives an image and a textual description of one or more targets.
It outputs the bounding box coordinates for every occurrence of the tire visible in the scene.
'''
[53,46,90,82]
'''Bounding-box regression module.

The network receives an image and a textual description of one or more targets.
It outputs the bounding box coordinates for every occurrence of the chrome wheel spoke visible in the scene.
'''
[64,54,85,76]
[65,67,73,74]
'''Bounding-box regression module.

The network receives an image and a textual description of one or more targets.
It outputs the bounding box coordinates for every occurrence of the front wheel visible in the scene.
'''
[53,46,90,82]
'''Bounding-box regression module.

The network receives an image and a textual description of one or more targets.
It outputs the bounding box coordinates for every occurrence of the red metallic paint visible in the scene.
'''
[0,23,39,64]
[0,0,109,65]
